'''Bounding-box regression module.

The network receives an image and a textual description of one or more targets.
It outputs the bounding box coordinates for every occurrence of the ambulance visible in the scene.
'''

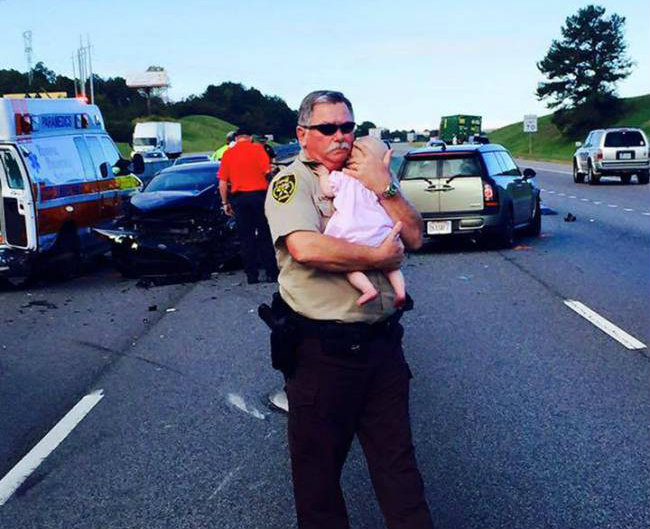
[0,98,143,282]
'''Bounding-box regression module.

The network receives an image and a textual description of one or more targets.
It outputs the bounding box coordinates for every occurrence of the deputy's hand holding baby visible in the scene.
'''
[343,142,393,195]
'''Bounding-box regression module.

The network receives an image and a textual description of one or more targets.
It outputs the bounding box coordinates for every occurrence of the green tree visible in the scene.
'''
[356,121,376,137]
[536,5,633,137]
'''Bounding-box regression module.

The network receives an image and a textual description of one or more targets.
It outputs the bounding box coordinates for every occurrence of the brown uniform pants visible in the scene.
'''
[285,326,434,529]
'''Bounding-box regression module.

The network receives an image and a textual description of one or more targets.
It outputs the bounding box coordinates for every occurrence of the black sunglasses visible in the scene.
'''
[299,121,356,136]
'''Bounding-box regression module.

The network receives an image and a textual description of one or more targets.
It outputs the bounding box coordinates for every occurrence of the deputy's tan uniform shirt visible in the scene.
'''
[264,151,396,323]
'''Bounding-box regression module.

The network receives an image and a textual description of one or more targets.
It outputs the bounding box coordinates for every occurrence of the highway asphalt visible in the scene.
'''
[0,156,648,528]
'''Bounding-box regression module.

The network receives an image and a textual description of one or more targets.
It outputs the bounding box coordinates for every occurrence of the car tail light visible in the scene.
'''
[596,150,603,161]
[482,180,499,211]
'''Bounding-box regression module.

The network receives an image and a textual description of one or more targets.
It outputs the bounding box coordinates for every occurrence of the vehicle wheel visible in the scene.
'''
[492,209,515,249]
[49,229,82,280]
[587,164,600,186]
[573,162,585,183]
[0,275,32,290]
[524,198,542,237]
[638,170,649,185]
[111,247,140,278]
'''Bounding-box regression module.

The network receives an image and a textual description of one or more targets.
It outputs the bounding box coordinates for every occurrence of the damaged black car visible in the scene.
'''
[94,161,240,279]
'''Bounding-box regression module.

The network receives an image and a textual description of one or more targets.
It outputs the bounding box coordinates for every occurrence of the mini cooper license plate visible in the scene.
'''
[427,220,452,235]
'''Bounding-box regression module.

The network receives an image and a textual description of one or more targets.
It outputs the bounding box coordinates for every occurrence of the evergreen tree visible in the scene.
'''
[536,4,633,136]
[356,121,376,137]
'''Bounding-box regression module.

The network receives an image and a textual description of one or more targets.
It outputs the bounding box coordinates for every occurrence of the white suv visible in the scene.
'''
[572,128,649,185]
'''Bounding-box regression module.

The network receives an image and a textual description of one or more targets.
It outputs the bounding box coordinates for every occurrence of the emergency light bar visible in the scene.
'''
[75,114,90,129]
[15,113,33,135]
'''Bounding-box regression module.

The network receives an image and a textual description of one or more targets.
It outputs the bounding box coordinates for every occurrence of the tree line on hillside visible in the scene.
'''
[0,6,635,147]
[0,64,298,143]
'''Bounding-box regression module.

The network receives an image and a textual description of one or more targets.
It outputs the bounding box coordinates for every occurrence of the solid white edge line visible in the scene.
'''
[564,300,646,350]
[0,389,104,505]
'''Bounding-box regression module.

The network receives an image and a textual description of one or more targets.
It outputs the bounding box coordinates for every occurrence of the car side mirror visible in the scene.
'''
[575,141,582,147]
[132,153,145,175]
[523,168,536,180]
[99,162,110,178]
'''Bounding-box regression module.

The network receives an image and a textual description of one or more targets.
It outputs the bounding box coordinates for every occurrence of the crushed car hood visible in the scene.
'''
[130,186,216,213]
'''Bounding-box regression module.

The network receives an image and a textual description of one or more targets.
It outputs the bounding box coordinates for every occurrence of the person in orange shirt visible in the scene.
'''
[218,128,279,284]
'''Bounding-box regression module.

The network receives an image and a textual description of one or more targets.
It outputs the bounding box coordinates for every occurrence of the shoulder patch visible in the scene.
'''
[271,174,297,204]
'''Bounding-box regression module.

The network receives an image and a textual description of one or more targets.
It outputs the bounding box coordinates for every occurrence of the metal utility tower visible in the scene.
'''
[72,35,95,103]
[23,30,33,86]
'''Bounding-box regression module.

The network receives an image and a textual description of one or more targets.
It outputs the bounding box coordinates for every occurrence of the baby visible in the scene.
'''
[316,136,406,308]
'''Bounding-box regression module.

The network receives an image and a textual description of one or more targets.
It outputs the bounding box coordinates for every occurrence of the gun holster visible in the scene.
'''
[258,293,302,378]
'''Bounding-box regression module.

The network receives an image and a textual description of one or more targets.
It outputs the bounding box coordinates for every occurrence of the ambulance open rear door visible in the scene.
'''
[0,146,37,250]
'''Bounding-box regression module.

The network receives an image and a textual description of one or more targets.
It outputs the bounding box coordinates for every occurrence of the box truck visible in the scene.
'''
[439,115,482,144]
[132,122,182,158]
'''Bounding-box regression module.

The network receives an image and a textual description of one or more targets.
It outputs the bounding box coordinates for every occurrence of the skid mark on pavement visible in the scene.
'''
[75,340,185,376]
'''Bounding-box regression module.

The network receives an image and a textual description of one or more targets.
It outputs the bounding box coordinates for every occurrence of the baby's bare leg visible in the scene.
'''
[347,271,379,306]
[385,269,406,308]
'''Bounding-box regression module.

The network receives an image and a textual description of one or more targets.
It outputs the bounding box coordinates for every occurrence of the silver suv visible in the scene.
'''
[573,128,649,185]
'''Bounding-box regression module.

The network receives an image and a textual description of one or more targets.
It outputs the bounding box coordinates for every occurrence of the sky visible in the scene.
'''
[0,0,648,131]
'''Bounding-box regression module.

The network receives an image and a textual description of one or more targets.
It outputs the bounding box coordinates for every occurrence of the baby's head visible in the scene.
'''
[347,136,388,166]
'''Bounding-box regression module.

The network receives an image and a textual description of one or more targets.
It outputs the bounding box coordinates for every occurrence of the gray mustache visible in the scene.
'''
[326,141,351,153]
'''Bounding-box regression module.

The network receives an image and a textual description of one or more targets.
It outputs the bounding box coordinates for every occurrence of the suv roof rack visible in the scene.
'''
[427,139,447,151]
[469,135,490,144]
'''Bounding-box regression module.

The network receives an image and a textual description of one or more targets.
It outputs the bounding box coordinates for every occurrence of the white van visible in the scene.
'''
[0,98,143,282]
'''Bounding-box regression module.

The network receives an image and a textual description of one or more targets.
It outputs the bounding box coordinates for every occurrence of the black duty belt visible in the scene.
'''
[258,292,413,373]
[274,292,412,344]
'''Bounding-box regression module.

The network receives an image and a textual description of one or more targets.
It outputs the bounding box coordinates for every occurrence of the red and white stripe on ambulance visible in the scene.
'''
[0,97,139,255]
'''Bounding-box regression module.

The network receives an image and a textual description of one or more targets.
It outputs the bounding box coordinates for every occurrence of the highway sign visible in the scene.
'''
[523,114,538,133]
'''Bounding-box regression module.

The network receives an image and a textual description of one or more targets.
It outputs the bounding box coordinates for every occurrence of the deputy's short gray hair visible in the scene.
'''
[297,90,354,126]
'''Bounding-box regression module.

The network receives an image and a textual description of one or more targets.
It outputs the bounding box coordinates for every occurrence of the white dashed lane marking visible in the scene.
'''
[564,300,646,351]
[0,390,105,505]
[541,191,649,216]
[527,164,649,216]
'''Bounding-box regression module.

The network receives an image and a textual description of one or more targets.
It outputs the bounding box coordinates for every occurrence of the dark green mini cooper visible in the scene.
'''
[397,143,541,248]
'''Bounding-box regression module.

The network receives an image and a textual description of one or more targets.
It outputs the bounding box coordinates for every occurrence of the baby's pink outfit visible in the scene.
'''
[323,170,394,246]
